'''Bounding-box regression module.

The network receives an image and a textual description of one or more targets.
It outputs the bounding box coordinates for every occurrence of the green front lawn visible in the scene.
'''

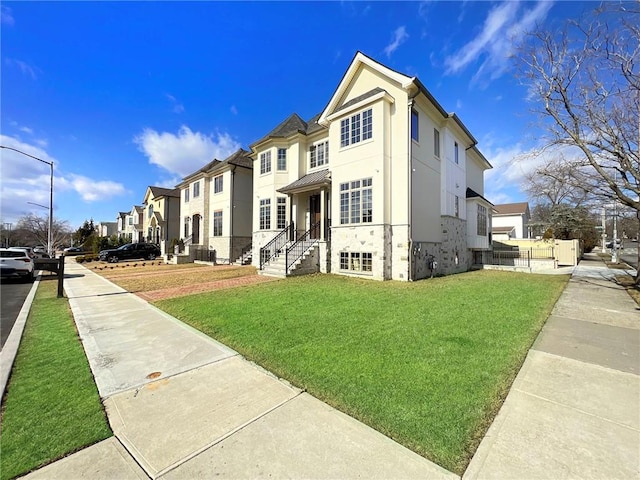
[156,270,568,474]
[0,280,112,480]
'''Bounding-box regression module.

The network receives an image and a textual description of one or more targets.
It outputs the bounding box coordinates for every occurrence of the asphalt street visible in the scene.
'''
[0,279,32,349]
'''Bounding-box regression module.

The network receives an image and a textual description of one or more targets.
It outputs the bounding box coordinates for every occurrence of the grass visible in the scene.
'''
[0,279,112,480]
[93,263,257,293]
[155,270,568,474]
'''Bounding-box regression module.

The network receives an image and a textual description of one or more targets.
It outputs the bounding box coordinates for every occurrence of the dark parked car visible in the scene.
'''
[99,243,161,263]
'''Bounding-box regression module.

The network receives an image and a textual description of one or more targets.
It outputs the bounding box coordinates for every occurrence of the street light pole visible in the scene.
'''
[0,145,54,256]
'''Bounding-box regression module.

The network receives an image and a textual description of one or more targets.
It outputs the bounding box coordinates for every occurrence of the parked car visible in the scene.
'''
[1,248,35,282]
[32,246,50,258]
[9,246,36,258]
[63,247,85,255]
[606,239,622,249]
[98,243,161,263]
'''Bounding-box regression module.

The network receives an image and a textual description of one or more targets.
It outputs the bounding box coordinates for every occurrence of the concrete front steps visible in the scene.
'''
[259,244,318,278]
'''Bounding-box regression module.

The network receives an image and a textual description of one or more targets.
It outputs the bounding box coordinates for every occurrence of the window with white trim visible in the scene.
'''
[477,205,487,236]
[454,142,459,164]
[434,128,440,157]
[340,108,372,147]
[193,181,200,198]
[310,141,329,169]
[277,148,287,171]
[259,199,271,230]
[148,205,153,219]
[340,178,372,225]
[340,252,372,273]
[276,197,286,229]
[213,210,222,237]
[214,175,223,194]
[260,151,272,174]
[184,189,190,202]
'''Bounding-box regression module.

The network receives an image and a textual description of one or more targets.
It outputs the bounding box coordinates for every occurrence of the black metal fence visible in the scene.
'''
[193,247,217,263]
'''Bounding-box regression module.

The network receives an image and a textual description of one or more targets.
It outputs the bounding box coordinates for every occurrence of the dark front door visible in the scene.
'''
[192,215,200,244]
[309,194,321,239]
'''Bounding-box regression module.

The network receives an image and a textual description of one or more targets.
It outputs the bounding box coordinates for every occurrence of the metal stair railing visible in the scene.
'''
[259,223,294,270]
[285,222,320,274]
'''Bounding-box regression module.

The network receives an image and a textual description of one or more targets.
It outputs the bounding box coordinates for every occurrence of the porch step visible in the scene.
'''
[258,245,318,278]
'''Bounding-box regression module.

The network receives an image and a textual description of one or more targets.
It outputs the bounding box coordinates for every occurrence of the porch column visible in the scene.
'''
[320,188,326,241]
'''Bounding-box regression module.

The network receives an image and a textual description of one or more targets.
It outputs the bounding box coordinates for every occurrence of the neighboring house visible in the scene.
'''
[96,221,117,237]
[124,205,144,243]
[116,211,129,240]
[142,186,181,253]
[177,149,253,262]
[251,51,492,280]
[492,202,531,239]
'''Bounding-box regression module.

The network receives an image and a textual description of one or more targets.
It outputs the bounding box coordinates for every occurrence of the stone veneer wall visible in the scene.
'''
[331,225,387,280]
[439,216,470,275]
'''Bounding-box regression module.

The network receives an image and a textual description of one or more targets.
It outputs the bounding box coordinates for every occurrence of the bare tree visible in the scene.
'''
[15,213,71,251]
[523,154,593,207]
[518,2,639,277]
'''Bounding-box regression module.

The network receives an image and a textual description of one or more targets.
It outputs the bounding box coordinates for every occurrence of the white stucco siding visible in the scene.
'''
[466,156,485,196]
[493,214,526,239]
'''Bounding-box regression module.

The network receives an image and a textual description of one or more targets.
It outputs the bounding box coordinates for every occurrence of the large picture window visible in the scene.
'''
[260,199,271,230]
[260,151,272,174]
[213,210,222,236]
[340,177,373,225]
[340,108,372,147]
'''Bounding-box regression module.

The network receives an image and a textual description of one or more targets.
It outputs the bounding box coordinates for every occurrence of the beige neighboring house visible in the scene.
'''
[116,211,129,240]
[124,206,144,243]
[96,221,117,237]
[177,149,253,263]
[492,202,531,240]
[142,186,181,253]
[251,51,493,280]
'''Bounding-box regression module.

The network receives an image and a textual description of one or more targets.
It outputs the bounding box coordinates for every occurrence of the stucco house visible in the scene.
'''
[142,186,181,253]
[116,211,129,240]
[123,206,144,243]
[251,51,493,280]
[177,149,253,263]
[96,221,117,237]
[492,202,530,240]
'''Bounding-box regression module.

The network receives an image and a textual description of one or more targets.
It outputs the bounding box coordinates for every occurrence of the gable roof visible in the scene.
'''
[209,148,253,174]
[148,186,180,198]
[180,158,223,184]
[493,202,530,216]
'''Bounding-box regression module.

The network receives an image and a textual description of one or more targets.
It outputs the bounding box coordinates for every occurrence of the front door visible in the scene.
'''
[192,215,201,244]
[309,194,321,239]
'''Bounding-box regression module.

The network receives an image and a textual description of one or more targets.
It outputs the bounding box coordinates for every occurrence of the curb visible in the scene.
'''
[0,276,41,401]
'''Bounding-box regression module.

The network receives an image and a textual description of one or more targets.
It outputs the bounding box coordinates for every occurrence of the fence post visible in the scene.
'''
[57,255,64,298]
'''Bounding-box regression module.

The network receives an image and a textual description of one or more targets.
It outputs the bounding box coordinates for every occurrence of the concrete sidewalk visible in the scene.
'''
[24,260,454,480]
[465,253,640,479]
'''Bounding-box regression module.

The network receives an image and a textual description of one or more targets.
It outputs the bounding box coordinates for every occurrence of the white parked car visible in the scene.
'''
[0,248,35,282]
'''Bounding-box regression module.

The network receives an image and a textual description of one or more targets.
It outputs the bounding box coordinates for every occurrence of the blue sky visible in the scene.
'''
[1,1,593,229]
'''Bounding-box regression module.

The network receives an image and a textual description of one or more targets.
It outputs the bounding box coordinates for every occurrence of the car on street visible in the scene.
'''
[0,248,35,282]
[98,243,161,263]
[606,239,622,249]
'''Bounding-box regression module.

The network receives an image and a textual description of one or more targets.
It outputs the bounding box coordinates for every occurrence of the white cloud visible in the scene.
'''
[166,93,184,114]
[19,126,34,135]
[60,174,127,202]
[444,1,553,85]
[6,58,39,80]
[383,26,409,58]
[230,105,238,115]
[134,126,240,178]
[1,5,14,26]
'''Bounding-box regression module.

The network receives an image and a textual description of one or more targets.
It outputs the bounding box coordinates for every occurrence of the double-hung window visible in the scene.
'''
[184,189,190,202]
[213,211,222,236]
[309,141,329,169]
[340,178,373,225]
[277,148,287,171]
[340,108,372,147]
[259,199,271,230]
[214,175,223,194]
[276,197,286,229]
[193,181,200,198]
[260,151,272,174]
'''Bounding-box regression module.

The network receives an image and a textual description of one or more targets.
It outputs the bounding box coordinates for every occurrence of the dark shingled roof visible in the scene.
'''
[251,113,308,147]
[209,148,253,173]
[181,158,222,183]
[493,202,529,216]
[278,169,331,194]
[335,87,385,113]
[148,186,180,198]
[466,188,493,206]
[305,112,324,135]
